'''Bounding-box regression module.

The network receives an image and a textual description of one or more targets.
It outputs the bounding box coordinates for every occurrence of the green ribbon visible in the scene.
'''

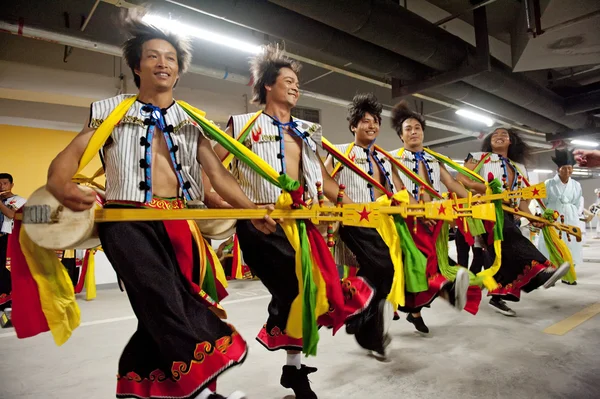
[541,209,576,283]
[436,222,483,286]
[393,215,428,293]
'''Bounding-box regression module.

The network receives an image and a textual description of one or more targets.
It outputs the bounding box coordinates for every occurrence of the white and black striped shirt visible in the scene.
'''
[228,112,324,204]
[468,152,529,203]
[389,148,442,198]
[90,94,204,203]
[332,143,394,203]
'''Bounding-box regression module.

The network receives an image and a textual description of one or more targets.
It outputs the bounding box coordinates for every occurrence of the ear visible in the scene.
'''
[265,83,272,92]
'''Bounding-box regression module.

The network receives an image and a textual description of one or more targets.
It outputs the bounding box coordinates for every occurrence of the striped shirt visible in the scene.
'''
[389,148,441,198]
[228,112,324,204]
[332,143,394,203]
[90,94,204,203]
[468,152,529,204]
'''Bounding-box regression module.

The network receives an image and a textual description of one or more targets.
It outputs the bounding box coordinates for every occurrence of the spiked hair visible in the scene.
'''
[347,93,383,134]
[121,12,192,89]
[249,44,301,105]
[551,148,576,167]
[391,100,426,136]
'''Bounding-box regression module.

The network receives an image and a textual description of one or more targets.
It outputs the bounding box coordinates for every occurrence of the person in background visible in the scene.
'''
[538,149,582,285]
[0,173,27,311]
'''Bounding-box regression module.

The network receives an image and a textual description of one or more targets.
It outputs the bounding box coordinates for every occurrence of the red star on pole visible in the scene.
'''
[358,206,371,222]
[532,187,540,197]
[438,204,446,215]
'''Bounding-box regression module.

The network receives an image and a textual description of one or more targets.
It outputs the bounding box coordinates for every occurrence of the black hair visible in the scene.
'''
[481,127,531,164]
[347,93,382,134]
[0,173,13,184]
[391,100,426,136]
[249,44,301,105]
[121,13,192,89]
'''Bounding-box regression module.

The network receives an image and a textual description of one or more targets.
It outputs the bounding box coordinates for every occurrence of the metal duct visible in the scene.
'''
[269,0,591,130]
[165,0,572,134]
[165,0,422,80]
[268,0,467,71]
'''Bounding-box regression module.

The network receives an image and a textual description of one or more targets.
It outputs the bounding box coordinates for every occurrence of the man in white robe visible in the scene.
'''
[538,149,582,285]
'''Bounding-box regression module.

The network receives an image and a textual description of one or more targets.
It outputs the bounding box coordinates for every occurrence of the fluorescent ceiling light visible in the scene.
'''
[570,139,598,147]
[533,169,553,174]
[455,109,494,127]
[142,14,262,54]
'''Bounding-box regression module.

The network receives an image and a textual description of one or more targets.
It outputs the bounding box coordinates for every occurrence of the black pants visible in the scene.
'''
[339,226,394,303]
[99,220,246,398]
[0,234,10,310]
[339,225,394,352]
[236,220,302,350]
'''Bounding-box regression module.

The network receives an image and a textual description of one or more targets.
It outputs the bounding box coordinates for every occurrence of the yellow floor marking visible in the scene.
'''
[544,303,600,336]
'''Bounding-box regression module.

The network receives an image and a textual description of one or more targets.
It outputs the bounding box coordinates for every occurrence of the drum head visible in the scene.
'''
[196,219,237,240]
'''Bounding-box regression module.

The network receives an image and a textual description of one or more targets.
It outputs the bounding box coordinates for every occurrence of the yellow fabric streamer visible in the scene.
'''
[187,221,228,319]
[374,192,408,308]
[178,102,281,183]
[222,110,263,169]
[473,184,500,291]
[72,167,106,191]
[330,143,355,177]
[476,240,501,291]
[276,192,328,339]
[19,228,81,346]
[548,227,576,279]
[78,96,137,173]
[84,249,97,301]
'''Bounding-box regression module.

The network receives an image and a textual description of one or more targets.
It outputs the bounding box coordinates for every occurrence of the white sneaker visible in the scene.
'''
[226,392,247,399]
[454,268,469,311]
[544,262,571,289]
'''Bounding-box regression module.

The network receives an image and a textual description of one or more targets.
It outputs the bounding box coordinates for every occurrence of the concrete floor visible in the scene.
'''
[2,237,600,399]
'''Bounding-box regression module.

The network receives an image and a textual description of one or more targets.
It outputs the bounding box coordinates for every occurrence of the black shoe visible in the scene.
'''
[407,314,429,334]
[393,311,400,321]
[562,280,577,286]
[488,297,516,317]
[207,392,246,399]
[280,365,318,399]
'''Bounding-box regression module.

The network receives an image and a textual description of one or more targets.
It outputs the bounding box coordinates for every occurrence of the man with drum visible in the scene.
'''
[45,16,273,399]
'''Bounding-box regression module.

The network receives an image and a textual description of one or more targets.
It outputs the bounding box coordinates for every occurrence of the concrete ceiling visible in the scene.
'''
[1,0,599,177]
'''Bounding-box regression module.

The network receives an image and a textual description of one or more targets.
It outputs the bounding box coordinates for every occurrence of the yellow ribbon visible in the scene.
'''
[330,143,355,177]
[222,110,263,169]
[84,249,97,301]
[276,192,328,339]
[374,191,409,308]
[19,228,81,346]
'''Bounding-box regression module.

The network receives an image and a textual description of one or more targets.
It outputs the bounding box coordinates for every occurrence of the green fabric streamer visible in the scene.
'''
[466,217,486,236]
[298,220,319,356]
[202,258,218,301]
[435,222,483,287]
[393,216,428,293]
[182,108,280,187]
[487,178,505,241]
[540,209,576,283]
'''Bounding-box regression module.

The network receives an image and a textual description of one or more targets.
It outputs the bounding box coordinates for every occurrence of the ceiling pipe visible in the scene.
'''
[268,0,591,130]
[165,0,574,135]
[165,0,422,81]
[0,19,493,144]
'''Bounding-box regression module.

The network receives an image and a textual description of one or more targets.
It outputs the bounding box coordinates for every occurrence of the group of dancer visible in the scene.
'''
[15,17,581,399]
